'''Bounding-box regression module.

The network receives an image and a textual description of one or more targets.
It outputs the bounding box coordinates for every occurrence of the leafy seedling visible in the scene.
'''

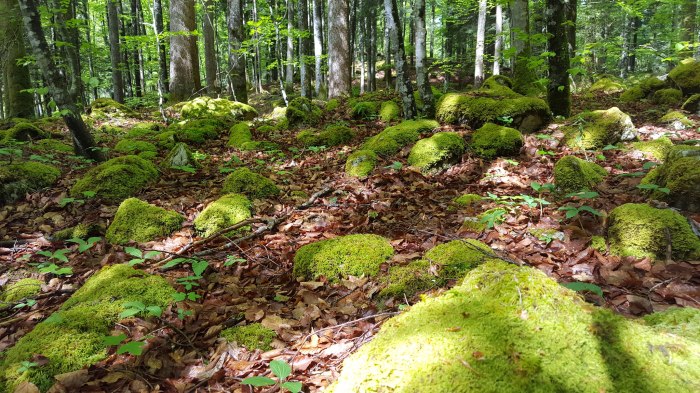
[384,161,403,170]
[18,361,38,373]
[562,282,604,298]
[636,183,670,194]
[224,255,246,267]
[14,299,37,309]
[125,247,162,266]
[118,301,163,319]
[242,359,302,393]
[36,249,70,263]
[39,264,73,276]
[66,237,101,253]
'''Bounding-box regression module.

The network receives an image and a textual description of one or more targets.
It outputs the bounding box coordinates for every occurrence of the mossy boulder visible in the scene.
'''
[643,307,700,342]
[293,234,394,281]
[350,101,379,119]
[639,77,666,94]
[221,323,276,350]
[162,142,197,168]
[70,155,158,202]
[379,101,401,122]
[286,97,322,127]
[52,223,100,241]
[345,149,378,178]
[659,111,693,130]
[88,97,134,119]
[222,167,280,199]
[424,239,498,280]
[326,98,340,112]
[105,198,184,244]
[642,145,700,212]
[588,78,625,94]
[1,278,42,302]
[114,139,158,159]
[378,259,436,300]
[470,123,523,159]
[619,86,645,103]
[329,260,700,393]
[652,88,683,105]
[0,264,174,392]
[228,122,253,148]
[0,161,61,204]
[669,59,700,95]
[681,93,700,114]
[166,119,222,145]
[607,203,700,260]
[193,193,252,237]
[296,124,354,147]
[554,156,607,194]
[407,132,466,172]
[0,121,49,143]
[563,107,637,149]
[631,137,674,161]
[179,96,257,122]
[362,119,439,156]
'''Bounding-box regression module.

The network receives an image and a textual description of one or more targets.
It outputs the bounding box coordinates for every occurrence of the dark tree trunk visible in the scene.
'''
[228,0,248,102]
[107,0,125,102]
[414,0,433,117]
[154,0,169,93]
[384,0,415,118]
[546,0,571,117]
[510,0,532,92]
[328,0,351,98]
[203,0,218,93]
[1,0,34,118]
[169,0,201,102]
[51,0,83,106]
[286,0,294,87]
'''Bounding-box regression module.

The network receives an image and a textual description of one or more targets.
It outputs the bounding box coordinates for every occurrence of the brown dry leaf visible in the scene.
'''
[52,369,89,390]
[13,382,40,393]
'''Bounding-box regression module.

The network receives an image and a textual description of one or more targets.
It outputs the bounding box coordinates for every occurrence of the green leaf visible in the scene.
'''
[578,205,603,216]
[52,249,70,263]
[281,381,303,393]
[270,359,292,380]
[123,301,145,310]
[562,282,604,298]
[144,251,161,259]
[241,376,276,387]
[117,341,145,356]
[564,191,599,199]
[602,144,618,151]
[119,308,142,319]
[124,247,142,258]
[172,292,187,302]
[146,306,163,317]
[642,161,658,170]
[191,259,209,277]
[128,258,145,266]
[102,333,127,346]
[658,188,670,194]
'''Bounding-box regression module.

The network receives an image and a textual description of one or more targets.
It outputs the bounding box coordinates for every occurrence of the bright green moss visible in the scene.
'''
[345,149,378,178]
[652,88,683,105]
[52,223,95,241]
[1,278,42,302]
[650,145,700,211]
[563,107,637,149]
[379,101,401,122]
[154,130,176,149]
[329,260,700,393]
[286,97,322,127]
[256,125,276,134]
[125,122,161,139]
[350,101,378,119]
[193,193,252,237]
[88,98,134,119]
[180,96,257,122]
[407,132,466,172]
[607,203,700,260]
[228,122,253,148]
[240,140,280,151]
[554,156,607,194]
[222,167,280,199]
[453,194,482,206]
[0,161,61,204]
[681,93,700,113]
[70,155,158,202]
[378,259,437,300]
[0,264,174,392]
[221,323,276,350]
[114,139,158,159]
[293,234,394,281]
[470,123,523,159]
[638,77,666,94]
[105,198,183,244]
[643,307,700,342]
[632,137,674,160]
[167,119,221,145]
[424,239,497,280]
[33,139,73,153]
[296,124,354,147]
[660,111,694,129]
[326,98,340,112]
[669,59,700,95]
[361,120,438,156]
[591,236,607,253]
[619,86,645,103]
[1,121,49,143]
[588,78,625,94]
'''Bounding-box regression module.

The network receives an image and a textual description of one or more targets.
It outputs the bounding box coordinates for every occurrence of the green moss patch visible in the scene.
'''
[1,121,49,143]
[379,101,401,122]
[652,88,683,105]
[619,86,646,103]
[70,155,158,202]
[88,98,134,119]
[453,194,483,207]
[345,149,378,178]
[1,278,42,302]
[407,132,466,172]
[114,139,158,159]
[470,123,523,159]
[643,307,700,342]
[228,122,253,148]
[296,124,354,147]
[33,139,74,153]
[563,107,637,149]
[329,260,700,393]
[632,137,674,160]
[180,96,257,122]
[554,156,607,194]
[424,239,498,280]
[222,167,280,199]
[660,111,694,130]
[378,259,437,300]
[293,234,394,281]
[221,323,276,350]
[167,119,222,145]
[647,145,700,212]
[350,101,379,119]
[362,120,438,156]
[286,97,322,127]
[0,264,174,391]
[589,78,625,94]
[607,203,700,260]
[639,77,666,94]
[669,59,700,95]
[105,198,184,244]
[0,161,61,204]
[682,93,700,114]
[193,193,252,237]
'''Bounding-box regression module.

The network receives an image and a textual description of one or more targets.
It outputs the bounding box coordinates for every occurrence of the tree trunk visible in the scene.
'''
[169,0,201,102]
[52,0,83,105]
[130,0,144,97]
[384,0,415,118]
[681,0,697,58]
[312,0,324,96]
[286,0,294,87]
[546,0,571,117]
[493,3,502,75]
[299,0,312,97]
[474,0,486,87]
[565,0,576,60]
[203,0,218,93]
[17,0,102,160]
[328,0,351,98]
[107,0,125,102]
[228,0,248,102]
[1,0,34,118]
[154,0,168,93]
[368,2,377,92]
[510,0,533,92]
[414,0,433,117]
[384,15,392,88]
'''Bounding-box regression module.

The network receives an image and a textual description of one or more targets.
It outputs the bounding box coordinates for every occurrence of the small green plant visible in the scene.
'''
[503,159,519,166]
[35,249,69,263]
[564,191,599,200]
[39,264,73,276]
[536,149,556,156]
[636,183,670,194]
[479,208,507,229]
[602,144,620,151]
[558,205,603,220]
[384,161,403,170]
[241,359,302,393]
[102,333,146,356]
[172,165,197,173]
[58,197,85,207]
[177,308,194,320]
[65,237,101,253]
[307,145,327,153]
[536,133,556,141]
[14,299,37,309]
[119,301,163,319]
[497,115,514,126]
[124,247,161,266]
[17,361,38,373]
[561,281,604,298]
[224,255,246,267]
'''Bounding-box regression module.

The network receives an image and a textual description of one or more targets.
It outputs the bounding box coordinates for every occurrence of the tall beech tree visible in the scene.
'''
[328,0,351,98]
[415,0,434,117]
[169,0,201,102]
[474,0,487,87]
[228,0,248,103]
[0,0,34,118]
[547,0,571,117]
[203,0,218,93]
[385,0,415,118]
[106,0,124,103]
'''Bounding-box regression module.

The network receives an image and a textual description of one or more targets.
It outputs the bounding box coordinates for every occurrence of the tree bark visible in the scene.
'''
[384,14,392,88]
[1,0,34,118]
[169,0,201,102]
[312,0,324,96]
[286,0,294,87]
[107,0,125,102]
[299,0,312,97]
[228,0,248,102]
[130,0,144,97]
[510,0,533,92]
[203,0,218,93]
[414,0,433,117]
[154,0,169,93]
[474,0,487,87]
[493,3,502,75]
[546,0,571,117]
[328,0,351,98]
[384,0,415,118]
[51,0,83,105]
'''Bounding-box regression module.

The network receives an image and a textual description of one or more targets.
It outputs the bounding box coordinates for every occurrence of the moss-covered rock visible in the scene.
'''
[1,278,42,302]
[660,111,694,130]
[350,101,379,119]
[228,122,253,148]
[554,156,607,194]
[632,137,674,161]
[221,167,280,199]
[52,223,101,241]
[1,121,49,143]
[329,260,700,393]
[378,259,437,300]
[193,194,252,237]
[669,59,700,95]
[407,132,466,172]
[167,119,222,145]
[619,86,646,103]
[124,122,161,140]
[221,323,276,350]
[607,203,700,260]
[652,88,683,105]
[88,97,134,119]
[424,239,498,280]
[0,264,174,392]
[296,124,354,147]
[643,307,700,342]
[453,194,483,207]
[345,149,378,178]
[681,93,700,114]
[114,139,158,159]
[33,139,74,153]
[293,234,394,281]
[0,161,61,204]
[362,119,439,156]
[639,77,666,94]
[588,78,625,94]
[649,145,700,212]
[563,107,637,149]
[286,97,322,127]
[326,98,340,112]
[105,198,183,244]
[379,101,401,122]
[470,123,523,159]
[591,235,607,253]
[70,155,158,202]
[180,96,257,122]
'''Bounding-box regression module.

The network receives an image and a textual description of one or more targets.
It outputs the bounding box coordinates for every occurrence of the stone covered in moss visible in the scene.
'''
[228,122,253,148]
[286,97,322,127]
[639,76,666,94]
[632,137,674,160]
[329,260,700,393]
[378,259,437,300]
[470,123,523,159]
[1,278,42,302]
[643,307,700,342]
[379,101,401,122]
[105,198,183,244]
[52,223,100,241]
[114,139,158,159]
[345,149,378,178]
[88,97,134,119]
[1,121,49,143]
[660,111,693,130]
[296,124,354,147]
[591,235,607,253]
[70,155,158,202]
[221,323,276,350]
[167,119,222,145]
[350,101,379,119]
[362,120,438,156]
[563,107,637,149]
[326,98,340,112]
[646,145,700,212]
[554,156,607,194]
[669,59,700,95]
[681,93,700,114]
[607,203,700,260]
[652,88,683,105]
[619,86,646,103]
[424,239,498,280]
[0,264,174,391]
[293,234,394,281]
[33,139,74,153]
[0,161,61,204]
[453,194,483,207]
[194,194,252,237]
[407,132,466,172]
[222,167,279,199]
[180,96,257,122]
[588,78,625,94]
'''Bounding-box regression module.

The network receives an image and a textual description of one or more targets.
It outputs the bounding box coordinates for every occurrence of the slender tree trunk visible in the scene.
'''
[1,0,34,118]
[368,3,377,91]
[312,0,324,96]
[384,15,392,88]
[619,15,633,78]
[565,0,576,60]
[510,0,532,92]
[546,0,571,117]
[52,0,83,105]
[130,0,143,97]
[203,0,218,93]
[286,0,294,87]
[414,0,433,117]
[474,0,486,87]
[384,0,415,118]
[154,0,168,93]
[630,17,640,72]
[107,0,125,102]
[681,0,697,58]
[169,0,201,102]
[328,0,351,98]
[228,0,248,102]
[493,3,502,75]
[299,0,312,97]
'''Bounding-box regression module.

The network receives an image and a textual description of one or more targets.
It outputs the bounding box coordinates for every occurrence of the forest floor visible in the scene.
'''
[0,88,699,392]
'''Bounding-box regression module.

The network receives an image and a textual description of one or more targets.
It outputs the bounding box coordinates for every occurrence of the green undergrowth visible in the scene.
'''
[407,132,466,172]
[1,278,43,302]
[362,119,439,156]
[296,124,354,147]
[345,149,378,178]
[221,323,276,350]
[0,161,61,204]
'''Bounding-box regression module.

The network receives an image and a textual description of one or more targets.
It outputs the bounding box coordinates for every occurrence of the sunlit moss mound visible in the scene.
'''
[669,59,700,95]
[0,161,60,204]
[193,193,252,237]
[639,76,666,94]
[643,307,700,342]
[554,156,607,194]
[660,111,694,130]
[166,119,222,145]
[607,203,700,261]
[350,101,379,119]
[329,260,700,393]
[222,167,279,199]
[588,78,625,94]
[619,86,645,103]
[453,193,483,207]
[632,137,674,160]
[379,101,401,122]
[179,96,257,122]
[652,88,683,105]
[88,97,134,119]
[221,323,276,350]
[105,198,183,244]
[114,139,158,159]
[470,123,523,159]
[563,107,637,149]
[286,97,322,127]
[345,149,378,178]
[362,119,438,156]
[643,145,700,212]
[0,264,174,392]
[293,234,394,281]
[70,155,158,202]
[0,120,49,144]
[228,122,253,148]
[407,132,466,172]
[1,278,42,302]
[296,124,354,147]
